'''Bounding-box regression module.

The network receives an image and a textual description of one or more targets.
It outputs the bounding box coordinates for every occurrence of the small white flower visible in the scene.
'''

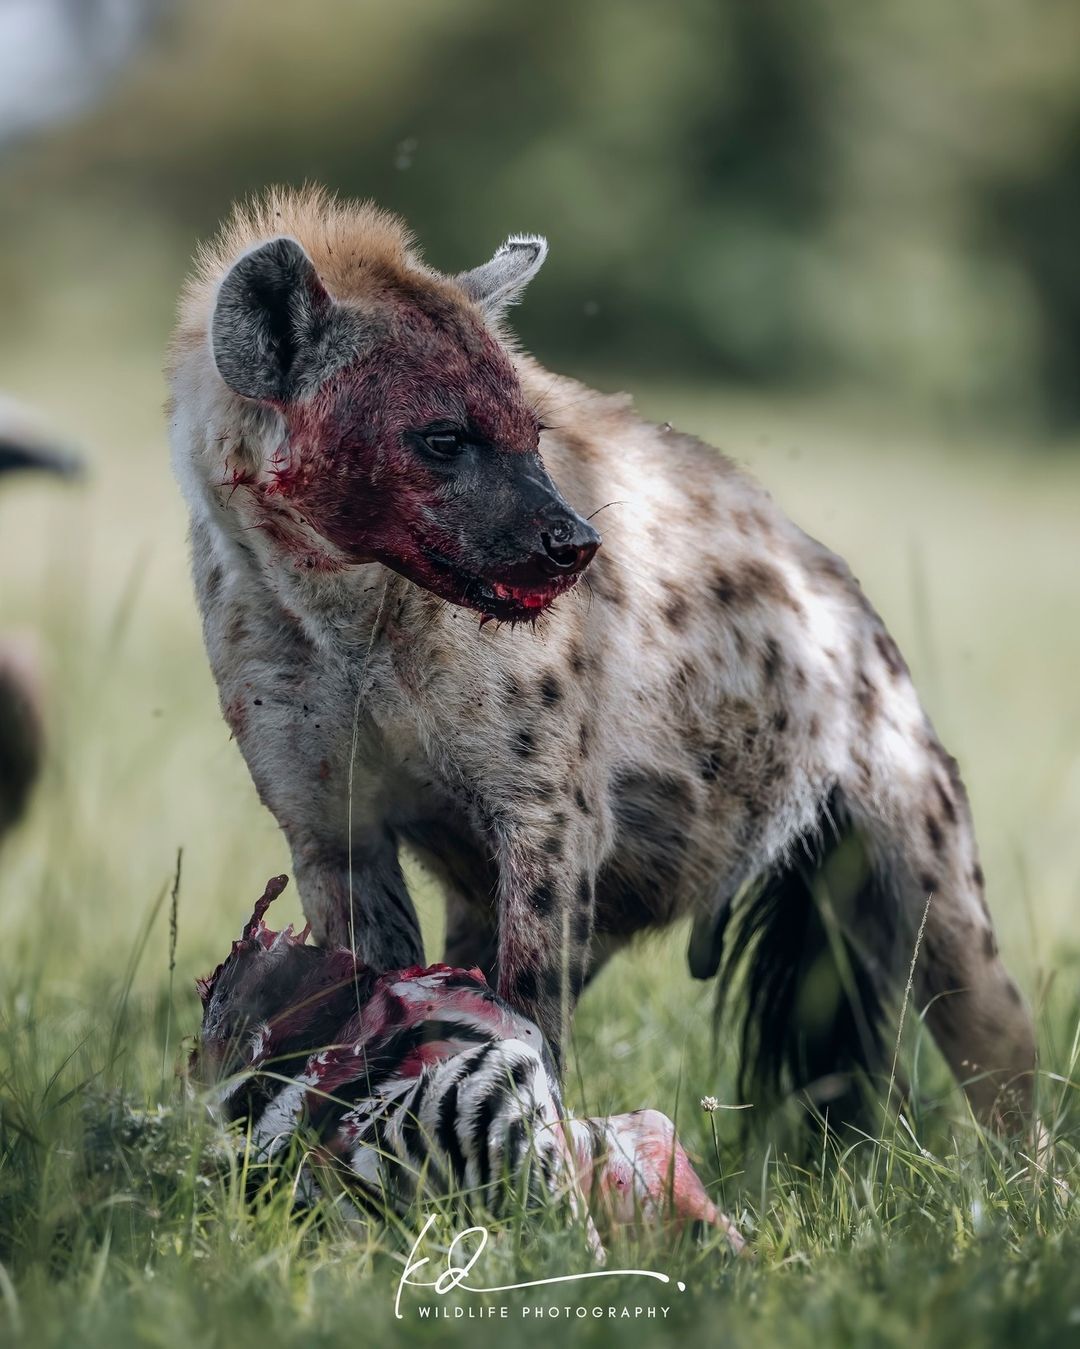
[700,1095,719,1113]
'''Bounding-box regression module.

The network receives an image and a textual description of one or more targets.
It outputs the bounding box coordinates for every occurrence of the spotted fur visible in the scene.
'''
[169,187,1035,1127]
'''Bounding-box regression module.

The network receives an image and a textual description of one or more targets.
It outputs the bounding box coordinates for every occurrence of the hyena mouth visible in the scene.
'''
[415,547,586,623]
[463,573,582,624]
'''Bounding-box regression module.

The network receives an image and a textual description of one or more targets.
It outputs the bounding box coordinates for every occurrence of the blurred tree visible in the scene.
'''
[0,0,1078,428]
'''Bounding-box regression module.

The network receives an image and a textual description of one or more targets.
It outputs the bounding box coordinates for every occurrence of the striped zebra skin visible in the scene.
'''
[192,877,743,1254]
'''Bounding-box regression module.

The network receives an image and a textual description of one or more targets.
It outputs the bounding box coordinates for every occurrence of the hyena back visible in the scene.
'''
[168,187,1035,1125]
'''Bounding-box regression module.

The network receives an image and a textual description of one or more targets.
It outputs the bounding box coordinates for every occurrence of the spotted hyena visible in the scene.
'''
[168,186,1035,1126]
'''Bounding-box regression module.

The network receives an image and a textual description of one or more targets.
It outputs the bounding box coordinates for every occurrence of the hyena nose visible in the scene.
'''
[538,514,601,575]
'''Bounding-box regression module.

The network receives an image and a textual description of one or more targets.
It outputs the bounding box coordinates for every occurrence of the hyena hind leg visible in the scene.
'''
[841,732,1037,1131]
[897,796,1036,1129]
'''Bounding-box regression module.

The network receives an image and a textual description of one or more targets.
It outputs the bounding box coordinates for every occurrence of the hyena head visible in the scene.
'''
[209,225,599,621]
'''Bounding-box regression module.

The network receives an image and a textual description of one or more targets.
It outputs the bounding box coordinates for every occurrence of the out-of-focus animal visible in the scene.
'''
[0,399,81,843]
[0,0,146,838]
[0,0,172,149]
[191,877,744,1253]
[0,636,44,844]
[169,187,1035,1129]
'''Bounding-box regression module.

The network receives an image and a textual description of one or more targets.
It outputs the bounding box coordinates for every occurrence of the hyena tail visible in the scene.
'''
[716,789,905,1126]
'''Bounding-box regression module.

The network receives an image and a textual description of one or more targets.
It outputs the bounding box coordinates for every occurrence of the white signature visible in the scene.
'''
[395,1214,686,1319]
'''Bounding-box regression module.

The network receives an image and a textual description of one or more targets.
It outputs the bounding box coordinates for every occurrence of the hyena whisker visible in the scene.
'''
[585,500,626,522]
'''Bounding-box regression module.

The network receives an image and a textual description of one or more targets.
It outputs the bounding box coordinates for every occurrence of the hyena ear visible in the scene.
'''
[211,237,363,402]
[455,234,548,319]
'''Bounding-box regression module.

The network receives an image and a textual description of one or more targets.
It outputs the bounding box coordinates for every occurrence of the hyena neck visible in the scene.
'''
[178,393,390,649]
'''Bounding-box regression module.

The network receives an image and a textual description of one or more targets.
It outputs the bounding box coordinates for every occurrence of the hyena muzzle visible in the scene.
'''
[168,186,1036,1128]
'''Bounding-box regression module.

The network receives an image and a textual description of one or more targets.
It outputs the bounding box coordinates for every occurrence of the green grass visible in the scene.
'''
[1,351,1080,1346]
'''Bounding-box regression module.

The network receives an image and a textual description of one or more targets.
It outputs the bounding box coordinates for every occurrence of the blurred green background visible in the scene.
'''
[1,7,1080,1344]
[4,0,1080,426]
[0,0,1078,990]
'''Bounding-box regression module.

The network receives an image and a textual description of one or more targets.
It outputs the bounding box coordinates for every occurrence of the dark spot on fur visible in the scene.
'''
[983,928,998,960]
[810,551,851,588]
[512,728,536,758]
[808,714,822,739]
[543,963,585,1001]
[972,863,985,890]
[529,883,555,915]
[743,559,804,616]
[662,585,691,630]
[542,967,565,1001]
[928,738,965,792]
[674,657,701,693]
[205,564,223,598]
[698,742,732,783]
[578,721,592,758]
[577,874,592,906]
[574,787,590,814]
[569,644,589,676]
[512,967,539,1003]
[612,770,697,821]
[919,873,937,895]
[710,569,738,607]
[874,630,908,680]
[854,671,878,722]
[934,779,958,824]
[710,558,802,616]
[762,638,783,684]
[925,812,945,853]
[572,906,593,942]
[540,673,563,706]
[771,710,789,733]
[542,835,563,858]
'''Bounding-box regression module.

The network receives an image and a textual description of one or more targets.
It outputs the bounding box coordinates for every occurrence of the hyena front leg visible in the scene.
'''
[198,542,422,972]
[495,841,598,1070]
[294,832,423,970]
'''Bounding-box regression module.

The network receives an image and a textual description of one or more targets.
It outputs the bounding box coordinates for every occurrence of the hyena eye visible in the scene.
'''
[419,426,467,459]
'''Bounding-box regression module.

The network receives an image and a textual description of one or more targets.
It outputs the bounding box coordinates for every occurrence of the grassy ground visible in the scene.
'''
[1,348,1079,1346]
